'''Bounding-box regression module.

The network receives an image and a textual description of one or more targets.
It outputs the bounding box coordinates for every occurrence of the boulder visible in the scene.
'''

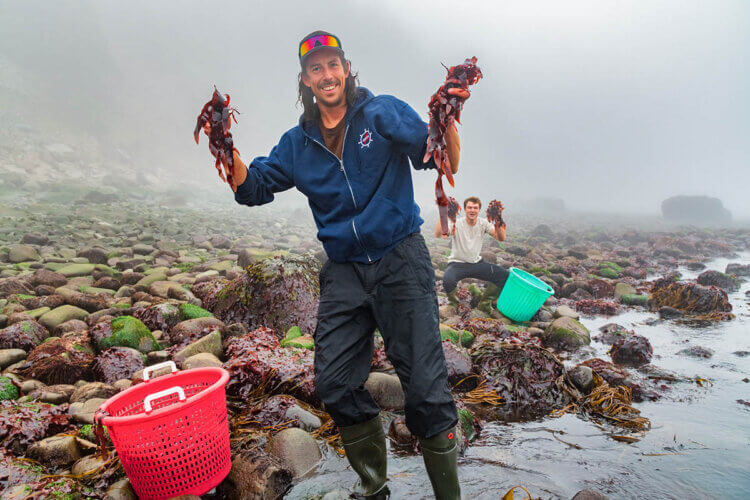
[70,397,107,424]
[18,333,94,385]
[77,247,108,265]
[8,245,39,263]
[38,305,89,330]
[183,352,223,369]
[542,317,590,350]
[0,320,49,351]
[364,372,405,410]
[30,268,67,288]
[696,270,740,292]
[268,427,321,478]
[56,263,97,278]
[173,330,222,364]
[27,434,82,466]
[221,450,293,499]
[90,316,160,353]
[168,317,225,351]
[70,381,118,403]
[661,195,731,225]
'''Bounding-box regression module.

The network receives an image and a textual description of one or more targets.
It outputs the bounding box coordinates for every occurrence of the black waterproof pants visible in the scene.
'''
[442,260,510,293]
[313,233,458,439]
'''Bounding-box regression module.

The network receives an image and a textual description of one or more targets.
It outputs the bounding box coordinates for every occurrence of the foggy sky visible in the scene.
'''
[1,0,748,216]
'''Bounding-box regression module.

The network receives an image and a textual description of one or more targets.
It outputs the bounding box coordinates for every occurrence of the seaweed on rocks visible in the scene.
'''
[470,339,580,419]
[0,319,49,351]
[194,254,320,336]
[649,278,733,320]
[0,401,70,453]
[18,332,94,385]
[92,347,145,383]
[224,327,317,405]
[574,299,621,316]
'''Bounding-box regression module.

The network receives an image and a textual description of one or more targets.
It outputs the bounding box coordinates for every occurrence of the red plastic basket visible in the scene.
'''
[95,362,231,499]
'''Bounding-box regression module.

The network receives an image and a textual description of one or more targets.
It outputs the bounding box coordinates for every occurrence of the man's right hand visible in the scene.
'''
[230,149,247,193]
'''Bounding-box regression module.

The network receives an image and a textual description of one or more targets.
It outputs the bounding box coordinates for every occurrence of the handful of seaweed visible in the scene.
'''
[486,200,505,226]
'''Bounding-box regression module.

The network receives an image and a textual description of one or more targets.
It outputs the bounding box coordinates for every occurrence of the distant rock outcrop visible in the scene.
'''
[661,196,731,226]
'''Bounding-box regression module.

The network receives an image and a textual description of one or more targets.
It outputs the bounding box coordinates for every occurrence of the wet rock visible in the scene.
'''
[27,434,82,467]
[553,305,579,320]
[365,372,405,410]
[21,233,49,246]
[658,306,683,319]
[90,316,160,353]
[77,247,108,265]
[285,404,322,431]
[8,245,40,263]
[27,384,75,404]
[725,263,750,277]
[594,323,632,345]
[18,333,94,385]
[105,478,137,500]
[94,276,120,290]
[56,263,96,278]
[70,381,117,403]
[38,305,89,330]
[686,261,706,271]
[168,317,225,351]
[71,453,109,476]
[0,320,49,351]
[183,352,223,369]
[697,269,740,292]
[0,349,27,369]
[54,318,89,336]
[677,345,714,358]
[93,347,145,383]
[193,254,320,336]
[614,282,636,300]
[173,330,222,364]
[70,397,107,424]
[268,427,321,478]
[132,302,181,333]
[610,335,653,367]
[20,379,45,394]
[568,365,595,393]
[542,317,590,351]
[0,278,33,298]
[221,449,293,500]
[388,415,417,451]
[441,341,476,392]
[30,269,67,288]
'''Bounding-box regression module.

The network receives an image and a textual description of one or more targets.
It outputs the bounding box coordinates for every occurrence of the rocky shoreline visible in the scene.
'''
[1,198,748,499]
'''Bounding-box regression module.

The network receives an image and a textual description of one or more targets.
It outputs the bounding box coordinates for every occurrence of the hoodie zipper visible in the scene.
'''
[310,125,373,263]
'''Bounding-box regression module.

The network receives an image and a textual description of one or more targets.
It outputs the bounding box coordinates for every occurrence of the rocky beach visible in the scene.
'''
[1,180,748,498]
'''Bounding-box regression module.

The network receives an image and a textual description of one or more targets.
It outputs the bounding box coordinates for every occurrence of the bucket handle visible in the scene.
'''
[144,386,186,413]
[143,361,178,382]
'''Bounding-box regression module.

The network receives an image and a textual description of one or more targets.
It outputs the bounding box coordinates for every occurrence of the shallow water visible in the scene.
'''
[289,254,750,500]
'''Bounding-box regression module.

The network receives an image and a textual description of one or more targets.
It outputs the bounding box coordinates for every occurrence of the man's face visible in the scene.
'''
[301,49,350,110]
[465,202,481,221]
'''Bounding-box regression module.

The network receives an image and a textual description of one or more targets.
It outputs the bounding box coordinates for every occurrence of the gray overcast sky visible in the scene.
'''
[1,0,748,216]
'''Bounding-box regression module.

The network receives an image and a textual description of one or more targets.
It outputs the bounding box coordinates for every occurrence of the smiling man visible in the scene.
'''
[229,31,462,499]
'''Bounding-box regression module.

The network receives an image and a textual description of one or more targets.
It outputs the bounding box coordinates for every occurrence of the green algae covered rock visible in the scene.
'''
[90,316,161,353]
[621,293,650,306]
[542,316,591,351]
[179,303,213,320]
[0,376,19,401]
[439,324,474,348]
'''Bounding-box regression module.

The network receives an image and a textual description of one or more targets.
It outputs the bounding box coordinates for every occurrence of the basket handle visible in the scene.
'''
[144,386,186,413]
[142,361,178,382]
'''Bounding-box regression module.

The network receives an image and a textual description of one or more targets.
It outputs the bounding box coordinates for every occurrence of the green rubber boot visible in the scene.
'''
[339,416,389,499]
[419,428,461,500]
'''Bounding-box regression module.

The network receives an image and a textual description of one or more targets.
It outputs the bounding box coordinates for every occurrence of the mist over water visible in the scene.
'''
[1,0,747,218]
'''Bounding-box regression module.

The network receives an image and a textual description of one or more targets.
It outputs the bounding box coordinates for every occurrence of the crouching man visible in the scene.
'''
[435,197,508,297]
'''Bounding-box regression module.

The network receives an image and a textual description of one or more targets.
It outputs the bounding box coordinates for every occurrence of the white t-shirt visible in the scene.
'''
[448,217,494,263]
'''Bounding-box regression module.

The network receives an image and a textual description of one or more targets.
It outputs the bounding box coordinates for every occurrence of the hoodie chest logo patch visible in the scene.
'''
[358,128,373,149]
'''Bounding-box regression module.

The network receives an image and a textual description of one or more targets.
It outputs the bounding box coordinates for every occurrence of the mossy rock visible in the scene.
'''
[56,263,96,277]
[44,262,68,272]
[285,325,303,341]
[179,303,213,320]
[542,317,591,351]
[79,424,111,444]
[457,408,476,441]
[597,267,619,279]
[620,293,650,306]
[95,316,161,353]
[439,325,474,348]
[79,286,116,296]
[0,376,19,401]
[280,334,314,350]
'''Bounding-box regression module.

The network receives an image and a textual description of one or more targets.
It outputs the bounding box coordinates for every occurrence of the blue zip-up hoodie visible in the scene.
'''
[234,87,436,263]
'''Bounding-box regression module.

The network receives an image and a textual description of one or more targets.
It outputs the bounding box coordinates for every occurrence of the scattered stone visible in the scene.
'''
[365,372,405,411]
[27,434,82,467]
[610,335,653,367]
[268,427,321,478]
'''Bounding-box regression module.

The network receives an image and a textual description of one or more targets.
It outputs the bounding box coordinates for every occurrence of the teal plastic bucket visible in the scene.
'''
[496,267,554,322]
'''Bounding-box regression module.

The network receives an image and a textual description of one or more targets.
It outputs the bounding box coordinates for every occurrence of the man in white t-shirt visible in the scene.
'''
[434,196,508,294]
